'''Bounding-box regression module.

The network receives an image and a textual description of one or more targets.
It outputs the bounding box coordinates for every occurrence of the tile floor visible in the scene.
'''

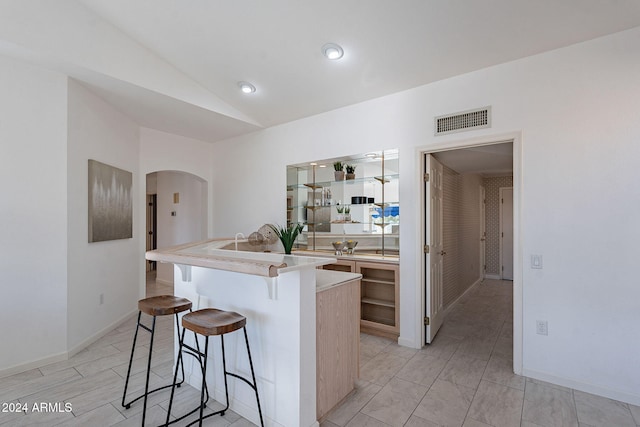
[0,273,253,427]
[321,279,640,427]
[1,277,638,427]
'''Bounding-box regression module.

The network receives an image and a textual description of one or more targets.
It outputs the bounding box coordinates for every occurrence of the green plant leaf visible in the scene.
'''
[268,223,304,254]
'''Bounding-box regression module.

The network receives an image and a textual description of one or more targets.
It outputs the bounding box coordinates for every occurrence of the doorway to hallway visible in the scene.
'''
[422,140,515,346]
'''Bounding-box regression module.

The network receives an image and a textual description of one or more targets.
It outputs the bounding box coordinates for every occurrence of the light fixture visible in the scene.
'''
[322,43,344,60]
[238,81,256,94]
[319,164,327,168]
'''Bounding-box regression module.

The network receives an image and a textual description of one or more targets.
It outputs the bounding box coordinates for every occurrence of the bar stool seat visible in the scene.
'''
[165,308,264,427]
[139,295,192,316]
[121,295,193,427]
[182,308,246,336]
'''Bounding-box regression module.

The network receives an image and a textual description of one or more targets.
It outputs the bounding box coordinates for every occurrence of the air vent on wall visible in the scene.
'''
[435,106,491,136]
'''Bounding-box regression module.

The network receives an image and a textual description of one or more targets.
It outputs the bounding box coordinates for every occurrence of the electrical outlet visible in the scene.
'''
[99,293,104,305]
[536,320,548,335]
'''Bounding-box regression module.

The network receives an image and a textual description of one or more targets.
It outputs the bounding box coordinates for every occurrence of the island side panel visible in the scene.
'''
[316,278,360,420]
[173,265,318,427]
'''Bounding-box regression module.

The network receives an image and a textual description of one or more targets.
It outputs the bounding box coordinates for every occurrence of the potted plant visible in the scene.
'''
[268,223,304,254]
[333,161,345,181]
[344,206,351,222]
[336,205,344,221]
[345,164,356,180]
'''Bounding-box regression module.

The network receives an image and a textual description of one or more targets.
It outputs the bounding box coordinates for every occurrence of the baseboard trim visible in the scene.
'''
[155,278,173,287]
[0,351,68,379]
[68,310,138,358]
[0,309,138,379]
[484,274,501,280]
[444,277,482,316]
[522,368,640,407]
[397,336,419,349]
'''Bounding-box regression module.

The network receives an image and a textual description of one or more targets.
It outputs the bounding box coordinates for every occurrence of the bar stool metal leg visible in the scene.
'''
[197,337,210,427]
[121,311,143,410]
[163,329,210,427]
[122,312,187,426]
[164,309,264,427]
[243,327,264,427]
[140,315,156,427]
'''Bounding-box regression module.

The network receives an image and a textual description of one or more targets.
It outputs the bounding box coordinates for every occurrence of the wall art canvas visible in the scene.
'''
[88,159,133,242]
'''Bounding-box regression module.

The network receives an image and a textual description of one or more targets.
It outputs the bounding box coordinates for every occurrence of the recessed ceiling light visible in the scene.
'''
[238,81,256,94]
[319,164,327,168]
[322,43,344,60]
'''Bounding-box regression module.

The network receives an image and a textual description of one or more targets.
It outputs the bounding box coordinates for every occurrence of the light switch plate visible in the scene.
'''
[531,254,543,269]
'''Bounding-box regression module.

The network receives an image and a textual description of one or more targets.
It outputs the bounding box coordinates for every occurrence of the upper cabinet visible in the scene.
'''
[287,149,399,257]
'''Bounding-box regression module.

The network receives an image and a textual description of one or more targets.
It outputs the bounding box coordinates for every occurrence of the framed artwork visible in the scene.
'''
[88,159,132,242]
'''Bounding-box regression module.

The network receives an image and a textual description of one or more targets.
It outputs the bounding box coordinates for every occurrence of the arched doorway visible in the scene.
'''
[146,170,208,295]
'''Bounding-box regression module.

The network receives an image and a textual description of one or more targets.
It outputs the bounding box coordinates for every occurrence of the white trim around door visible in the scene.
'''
[417,131,523,376]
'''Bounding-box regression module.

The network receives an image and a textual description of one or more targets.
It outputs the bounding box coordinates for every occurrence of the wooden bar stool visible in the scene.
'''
[164,308,264,427]
[121,295,193,427]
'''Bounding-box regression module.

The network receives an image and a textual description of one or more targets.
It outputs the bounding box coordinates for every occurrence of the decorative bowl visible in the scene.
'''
[345,240,358,254]
[332,241,345,255]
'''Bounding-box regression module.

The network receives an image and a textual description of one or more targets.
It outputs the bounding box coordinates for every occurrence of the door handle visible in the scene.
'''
[440,250,446,255]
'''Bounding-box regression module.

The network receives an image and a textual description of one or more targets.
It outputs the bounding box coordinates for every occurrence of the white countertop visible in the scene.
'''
[146,238,335,277]
[292,249,400,265]
[315,270,362,292]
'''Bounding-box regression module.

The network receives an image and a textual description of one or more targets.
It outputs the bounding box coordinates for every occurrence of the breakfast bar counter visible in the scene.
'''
[146,239,358,427]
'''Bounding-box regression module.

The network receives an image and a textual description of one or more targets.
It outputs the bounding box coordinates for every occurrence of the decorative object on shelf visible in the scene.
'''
[346,240,358,254]
[333,161,345,181]
[268,223,304,254]
[258,224,279,245]
[344,206,351,222]
[332,241,346,255]
[345,164,356,180]
[336,205,344,221]
[248,231,265,251]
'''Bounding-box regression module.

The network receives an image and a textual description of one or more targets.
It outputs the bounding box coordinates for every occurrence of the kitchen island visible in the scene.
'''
[146,239,360,427]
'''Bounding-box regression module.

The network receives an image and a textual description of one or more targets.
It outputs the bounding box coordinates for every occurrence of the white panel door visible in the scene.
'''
[425,154,444,343]
[500,187,514,280]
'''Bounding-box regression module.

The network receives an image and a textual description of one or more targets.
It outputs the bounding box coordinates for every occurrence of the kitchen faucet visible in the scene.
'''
[234,232,245,251]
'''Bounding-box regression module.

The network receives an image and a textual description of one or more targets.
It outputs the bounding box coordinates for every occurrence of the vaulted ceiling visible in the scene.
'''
[2,0,640,142]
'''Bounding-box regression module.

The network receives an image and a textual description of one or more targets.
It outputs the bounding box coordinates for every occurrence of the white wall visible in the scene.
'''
[66,80,141,353]
[139,128,213,286]
[442,169,483,307]
[459,174,482,290]
[211,28,640,404]
[0,56,69,372]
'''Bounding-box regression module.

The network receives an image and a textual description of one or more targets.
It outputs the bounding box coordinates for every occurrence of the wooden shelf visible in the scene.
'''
[361,297,395,308]
[304,183,323,190]
[357,261,399,338]
[361,277,395,286]
[361,313,395,327]
[374,176,390,184]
